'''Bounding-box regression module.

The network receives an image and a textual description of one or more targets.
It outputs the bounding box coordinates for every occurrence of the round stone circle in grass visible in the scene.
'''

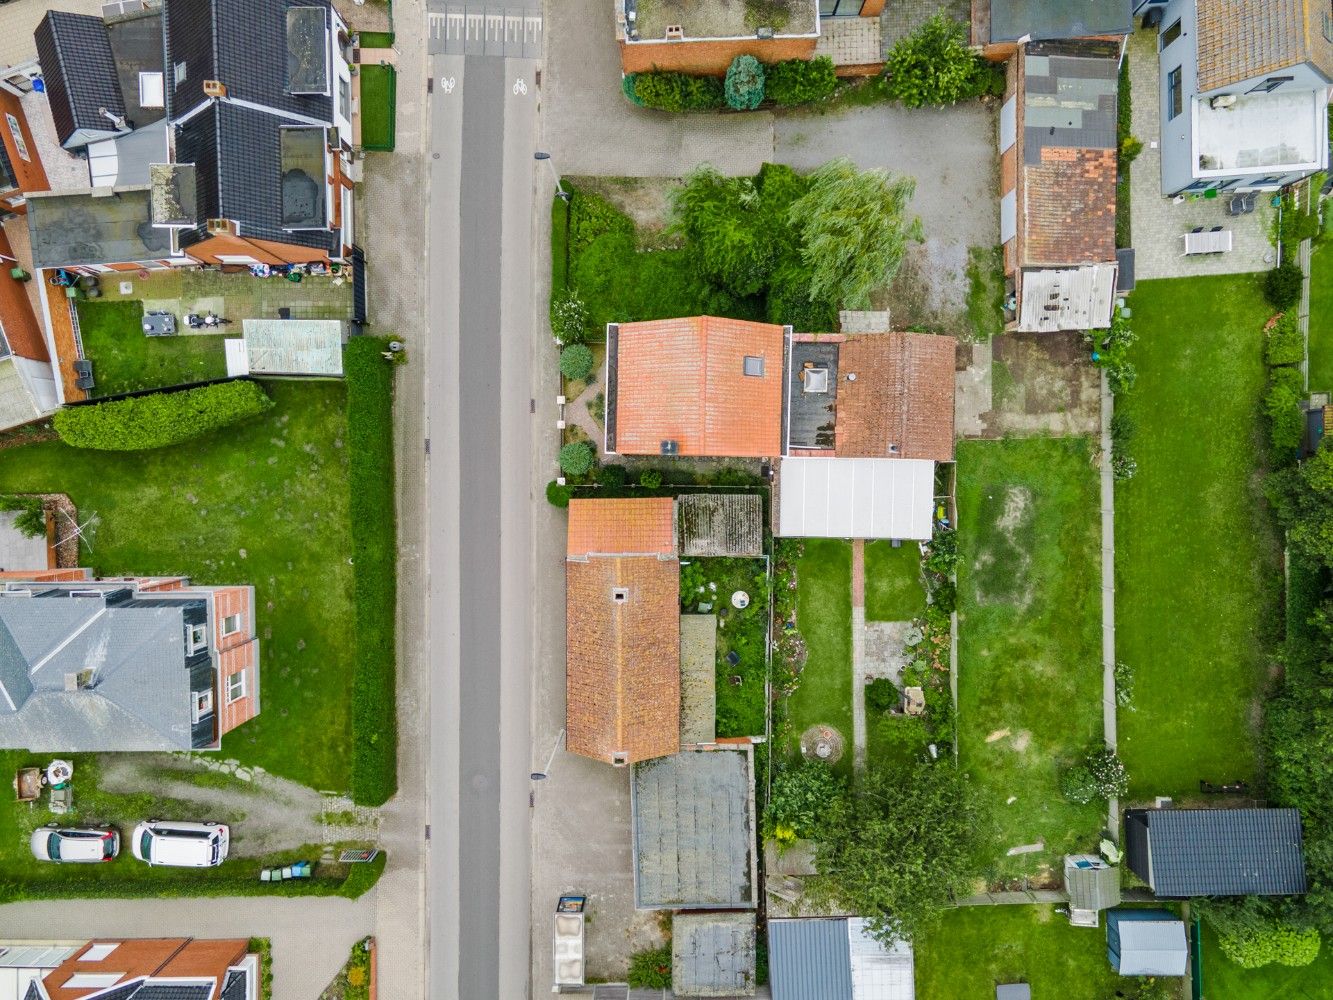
[799,725,845,765]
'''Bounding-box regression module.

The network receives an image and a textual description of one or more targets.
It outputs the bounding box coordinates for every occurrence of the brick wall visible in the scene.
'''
[0,568,90,581]
[212,585,259,736]
[185,233,332,267]
[0,225,46,361]
[0,89,50,198]
[619,36,816,75]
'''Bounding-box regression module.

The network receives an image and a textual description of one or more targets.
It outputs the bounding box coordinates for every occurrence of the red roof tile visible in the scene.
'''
[1022,147,1117,267]
[834,332,957,461]
[567,498,677,557]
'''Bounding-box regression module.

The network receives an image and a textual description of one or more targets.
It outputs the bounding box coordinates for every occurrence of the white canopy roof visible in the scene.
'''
[229,319,345,377]
[778,457,934,541]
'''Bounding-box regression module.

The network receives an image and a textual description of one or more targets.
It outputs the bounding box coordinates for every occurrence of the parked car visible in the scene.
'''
[30,824,119,863]
[130,820,229,868]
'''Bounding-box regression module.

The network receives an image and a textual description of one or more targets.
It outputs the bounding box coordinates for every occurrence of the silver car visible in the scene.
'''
[30,824,119,863]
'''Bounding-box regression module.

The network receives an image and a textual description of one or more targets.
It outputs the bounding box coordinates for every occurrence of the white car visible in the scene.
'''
[30,825,119,863]
[130,820,229,868]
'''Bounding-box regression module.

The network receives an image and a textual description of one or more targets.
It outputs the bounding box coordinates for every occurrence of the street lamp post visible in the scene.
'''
[530,728,566,781]
[533,151,570,202]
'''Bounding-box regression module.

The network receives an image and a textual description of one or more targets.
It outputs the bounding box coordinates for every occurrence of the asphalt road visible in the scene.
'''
[427,39,539,1000]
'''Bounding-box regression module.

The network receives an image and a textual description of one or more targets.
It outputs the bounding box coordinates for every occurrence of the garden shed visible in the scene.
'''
[1063,854,1121,927]
[672,911,757,997]
[768,917,914,1000]
[1105,910,1187,977]
[225,319,346,377]
[677,494,763,557]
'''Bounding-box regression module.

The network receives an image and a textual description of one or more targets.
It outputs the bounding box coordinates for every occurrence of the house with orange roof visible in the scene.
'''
[566,497,681,766]
[605,316,789,459]
[998,39,1123,332]
[9,935,259,1000]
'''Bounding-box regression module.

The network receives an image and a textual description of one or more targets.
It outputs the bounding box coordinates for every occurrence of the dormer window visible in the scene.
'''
[187,623,208,654]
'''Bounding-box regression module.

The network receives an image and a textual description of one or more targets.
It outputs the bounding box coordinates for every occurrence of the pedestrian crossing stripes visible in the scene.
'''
[428,6,542,57]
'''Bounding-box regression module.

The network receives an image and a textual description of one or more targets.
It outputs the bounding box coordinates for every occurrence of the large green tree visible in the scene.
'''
[789,158,924,311]
[1267,441,1333,568]
[669,166,775,298]
[808,758,987,942]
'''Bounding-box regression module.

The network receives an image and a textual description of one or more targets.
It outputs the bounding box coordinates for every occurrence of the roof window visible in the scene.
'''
[611,587,629,604]
[743,355,764,377]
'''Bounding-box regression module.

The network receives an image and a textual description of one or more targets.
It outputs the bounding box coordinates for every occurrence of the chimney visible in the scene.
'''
[203,80,227,98]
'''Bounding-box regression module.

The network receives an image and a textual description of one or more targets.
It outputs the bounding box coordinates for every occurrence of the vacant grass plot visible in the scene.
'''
[358,65,396,151]
[78,300,227,396]
[785,539,853,777]
[1115,275,1280,800]
[864,539,926,622]
[0,382,357,792]
[1308,245,1333,395]
[957,438,1104,881]
[1200,922,1333,999]
[916,905,1136,1000]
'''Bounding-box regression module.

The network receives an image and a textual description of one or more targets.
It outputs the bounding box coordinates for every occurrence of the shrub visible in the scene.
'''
[621,72,644,107]
[568,189,634,256]
[345,339,399,806]
[865,677,900,715]
[725,55,765,110]
[765,56,837,105]
[885,14,990,108]
[559,441,594,476]
[54,380,272,450]
[1119,135,1144,168]
[1059,763,1099,804]
[1266,313,1304,366]
[596,463,628,487]
[1111,453,1138,481]
[1265,260,1304,310]
[633,71,724,112]
[765,760,846,840]
[551,290,590,344]
[560,344,595,381]
[546,480,573,507]
[639,469,663,489]
[1220,924,1321,969]
[1266,379,1304,455]
[0,495,45,538]
[1061,746,1129,803]
[627,946,672,989]
[1114,660,1135,709]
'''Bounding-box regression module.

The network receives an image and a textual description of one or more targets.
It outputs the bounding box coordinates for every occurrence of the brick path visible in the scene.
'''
[816,17,882,67]
[879,0,969,57]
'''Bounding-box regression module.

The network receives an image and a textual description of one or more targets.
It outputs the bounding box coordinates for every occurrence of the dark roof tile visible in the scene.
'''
[1131,808,1307,897]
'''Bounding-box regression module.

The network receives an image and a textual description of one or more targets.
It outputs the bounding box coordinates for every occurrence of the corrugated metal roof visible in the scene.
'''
[1017,265,1117,333]
[672,912,757,997]
[1064,856,1122,911]
[679,614,717,746]
[769,919,852,1000]
[239,319,345,377]
[1106,911,1187,976]
[777,457,935,541]
[1136,808,1307,896]
[677,494,763,558]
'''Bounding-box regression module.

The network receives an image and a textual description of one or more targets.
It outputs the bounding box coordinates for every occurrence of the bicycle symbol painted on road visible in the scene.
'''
[441,76,457,95]
[513,77,528,96]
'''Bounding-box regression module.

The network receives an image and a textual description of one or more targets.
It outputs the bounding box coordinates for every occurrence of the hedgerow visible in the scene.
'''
[54,380,272,450]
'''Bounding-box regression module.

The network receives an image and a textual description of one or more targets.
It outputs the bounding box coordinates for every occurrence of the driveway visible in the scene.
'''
[775,103,1000,328]
[0,896,373,998]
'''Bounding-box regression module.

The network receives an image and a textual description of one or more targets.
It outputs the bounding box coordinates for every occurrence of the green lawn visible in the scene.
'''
[0,751,382,902]
[681,557,770,738]
[358,65,396,151]
[78,300,227,396]
[957,438,1105,880]
[785,539,853,777]
[1308,244,1333,394]
[0,381,357,791]
[915,905,1131,1000]
[1116,275,1281,799]
[864,540,927,622]
[1200,922,1333,999]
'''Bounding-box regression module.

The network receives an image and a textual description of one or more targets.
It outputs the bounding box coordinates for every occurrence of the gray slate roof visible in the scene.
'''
[1065,858,1122,911]
[1129,808,1307,897]
[0,594,197,752]
[987,0,1132,42]
[768,919,852,1000]
[35,11,124,148]
[632,746,756,909]
[672,911,757,997]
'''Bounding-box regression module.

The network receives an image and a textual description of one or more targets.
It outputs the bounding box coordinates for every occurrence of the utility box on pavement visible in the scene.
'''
[553,894,587,990]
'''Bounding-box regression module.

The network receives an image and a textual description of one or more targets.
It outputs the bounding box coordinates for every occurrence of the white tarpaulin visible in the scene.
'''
[778,457,934,541]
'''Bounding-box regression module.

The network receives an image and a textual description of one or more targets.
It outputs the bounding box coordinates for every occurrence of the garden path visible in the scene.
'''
[562,376,604,460]
[851,540,867,771]
[1100,371,1119,841]
[1300,237,1313,390]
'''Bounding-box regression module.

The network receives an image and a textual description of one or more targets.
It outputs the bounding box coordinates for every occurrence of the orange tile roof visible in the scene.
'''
[566,555,681,765]
[567,497,677,557]
[1022,147,1117,267]
[834,332,957,461]
[1197,0,1333,92]
[611,316,786,457]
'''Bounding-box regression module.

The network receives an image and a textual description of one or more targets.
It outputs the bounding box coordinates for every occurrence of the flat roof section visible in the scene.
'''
[234,318,345,376]
[627,0,818,43]
[786,341,839,451]
[1195,89,1325,175]
[27,188,168,268]
[988,0,1132,42]
[777,456,935,541]
[150,162,197,227]
[287,6,331,95]
[280,126,327,230]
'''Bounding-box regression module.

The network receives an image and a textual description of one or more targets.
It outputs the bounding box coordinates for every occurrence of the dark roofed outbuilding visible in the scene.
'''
[35,10,127,149]
[985,0,1132,43]
[1124,807,1307,897]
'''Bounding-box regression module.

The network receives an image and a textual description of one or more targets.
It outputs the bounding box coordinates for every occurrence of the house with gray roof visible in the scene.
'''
[0,571,260,752]
[1124,807,1307,897]
[1141,0,1332,195]
[1106,909,1188,976]
[630,744,758,910]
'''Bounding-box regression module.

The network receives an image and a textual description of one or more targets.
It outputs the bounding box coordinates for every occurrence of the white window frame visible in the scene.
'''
[174,61,187,87]
[187,623,208,654]
[5,113,28,162]
[221,612,242,637]
[191,688,214,722]
[82,943,119,962]
[226,670,246,704]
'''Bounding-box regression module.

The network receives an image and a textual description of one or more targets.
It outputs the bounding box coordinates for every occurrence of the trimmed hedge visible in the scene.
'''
[766,56,836,105]
[560,344,595,381]
[345,338,399,806]
[54,380,272,450]
[633,71,724,112]
[1265,260,1304,310]
[1267,313,1304,366]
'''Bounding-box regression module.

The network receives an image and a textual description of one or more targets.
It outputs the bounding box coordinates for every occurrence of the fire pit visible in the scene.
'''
[799,724,844,765]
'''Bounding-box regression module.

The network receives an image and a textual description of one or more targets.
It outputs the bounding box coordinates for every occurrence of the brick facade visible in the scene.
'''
[212,584,259,737]
[185,233,333,267]
[0,225,46,361]
[0,88,49,204]
[44,939,252,1000]
[619,35,816,75]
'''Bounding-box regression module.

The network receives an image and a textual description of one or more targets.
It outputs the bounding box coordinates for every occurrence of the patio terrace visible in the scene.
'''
[626,0,817,42]
[90,266,354,324]
[1194,89,1325,176]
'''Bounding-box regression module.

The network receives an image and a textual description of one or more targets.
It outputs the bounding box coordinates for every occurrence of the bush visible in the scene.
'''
[0,494,45,538]
[1111,453,1138,481]
[1220,924,1321,969]
[765,56,836,105]
[1266,313,1304,366]
[1061,746,1129,804]
[546,480,573,507]
[568,189,635,256]
[765,760,846,840]
[1265,260,1304,310]
[627,945,672,989]
[1059,763,1099,804]
[54,380,273,450]
[885,14,991,108]
[559,441,594,476]
[560,344,595,381]
[865,677,900,715]
[621,72,644,107]
[551,290,590,344]
[633,71,724,112]
[1266,379,1305,454]
[345,339,399,806]
[639,469,663,489]
[725,55,765,110]
[1119,135,1144,167]
[596,463,628,487]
